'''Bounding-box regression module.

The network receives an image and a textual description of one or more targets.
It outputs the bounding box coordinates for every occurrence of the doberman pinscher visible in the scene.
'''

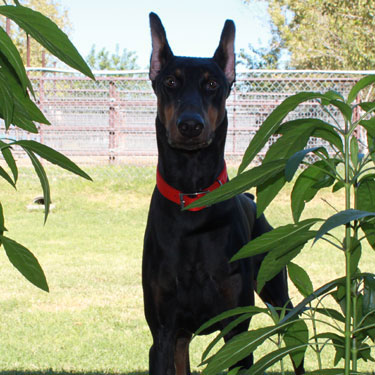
[143,12,304,375]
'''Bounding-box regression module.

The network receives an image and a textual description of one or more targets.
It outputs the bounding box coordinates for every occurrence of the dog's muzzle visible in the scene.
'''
[177,113,204,138]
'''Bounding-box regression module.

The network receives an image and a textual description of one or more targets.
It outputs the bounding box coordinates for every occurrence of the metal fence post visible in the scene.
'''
[109,81,117,163]
[38,73,45,148]
[232,82,237,155]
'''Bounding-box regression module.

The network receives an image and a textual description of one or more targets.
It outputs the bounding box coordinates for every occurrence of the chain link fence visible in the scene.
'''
[2,69,371,178]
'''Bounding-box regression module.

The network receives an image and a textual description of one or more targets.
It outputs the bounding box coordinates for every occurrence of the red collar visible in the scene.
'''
[156,162,228,212]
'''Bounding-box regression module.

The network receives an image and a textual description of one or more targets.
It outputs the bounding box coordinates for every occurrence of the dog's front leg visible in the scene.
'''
[174,334,192,375]
[149,327,176,375]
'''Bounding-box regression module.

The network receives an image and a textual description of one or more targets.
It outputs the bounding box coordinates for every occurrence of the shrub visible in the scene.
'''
[189,77,375,374]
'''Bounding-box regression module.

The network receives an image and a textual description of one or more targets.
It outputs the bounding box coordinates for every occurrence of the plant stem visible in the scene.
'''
[344,222,352,373]
[351,183,359,372]
[344,128,352,375]
[352,292,358,372]
[278,333,285,375]
[310,303,323,370]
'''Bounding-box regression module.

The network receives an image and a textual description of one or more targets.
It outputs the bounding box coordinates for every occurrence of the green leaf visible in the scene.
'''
[363,275,375,317]
[360,117,375,139]
[256,120,316,215]
[366,126,375,164]
[331,284,347,315]
[13,140,91,181]
[283,318,308,368]
[203,324,286,375]
[281,276,346,323]
[1,235,49,292]
[232,218,320,261]
[23,149,50,223]
[329,99,353,122]
[312,332,345,366]
[358,176,375,211]
[227,367,241,375]
[314,308,345,323]
[356,294,364,328]
[308,369,355,375]
[0,165,16,188]
[0,140,17,183]
[237,92,327,174]
[315,209,375,243]
[195,306,266,336]
[356,288,375,342]
[186,159,286,210]
[0,69,14,128]
[255,171,285,218]
[268,119,317,156]
[278,118,342,152]
[321,90,345,104]
[285,147,327,182]
[266,303,280,323]
[201,314,253,362]
[0,5,94,80]
[287,262,313,297]
[348,75,375,104]
[11,108,39,133]
[333,180,344,193]
[0,26,32,94]
[358,343,375,362]
[311,124,343,152]
[359,102,375,112]
[257,237,312,293]
[0,202,5,239]
[358,178,375,250]
[350,237,361,276]
[248,344,307,375]
[0,54,48,129]
[291,159,338,222]
[350,136,359,168]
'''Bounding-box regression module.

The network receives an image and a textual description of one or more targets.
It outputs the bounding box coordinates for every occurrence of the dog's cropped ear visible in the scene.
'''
[149,12,174,81]
[213,20,235,85]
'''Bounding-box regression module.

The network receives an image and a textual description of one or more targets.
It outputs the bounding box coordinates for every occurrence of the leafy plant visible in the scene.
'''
[0,2,94,291]
[187,76,375,374]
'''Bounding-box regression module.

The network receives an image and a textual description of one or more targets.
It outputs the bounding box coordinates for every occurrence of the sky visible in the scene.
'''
[59,0,272,70]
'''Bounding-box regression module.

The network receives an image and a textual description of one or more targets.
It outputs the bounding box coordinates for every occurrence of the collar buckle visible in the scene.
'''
[179,191,209,209]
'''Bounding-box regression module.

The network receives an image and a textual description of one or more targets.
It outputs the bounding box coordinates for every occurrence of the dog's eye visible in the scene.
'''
[164,76,178,88]
[206,79,219,91]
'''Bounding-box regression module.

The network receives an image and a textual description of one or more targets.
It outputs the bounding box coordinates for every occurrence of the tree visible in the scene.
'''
[86,44,140,70]
[238,43,281,69]
[245,0,375,70]
[1,0,71,66]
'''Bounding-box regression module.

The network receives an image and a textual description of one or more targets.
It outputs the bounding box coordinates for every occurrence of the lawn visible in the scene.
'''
[0,164,374,374]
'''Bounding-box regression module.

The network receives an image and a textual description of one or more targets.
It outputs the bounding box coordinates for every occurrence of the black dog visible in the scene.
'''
[143,13,303,375]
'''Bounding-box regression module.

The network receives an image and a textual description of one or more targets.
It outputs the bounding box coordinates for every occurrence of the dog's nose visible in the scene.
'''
[177,114,204,138]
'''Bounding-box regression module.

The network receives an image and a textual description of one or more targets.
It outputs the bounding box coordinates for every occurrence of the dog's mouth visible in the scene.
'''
[168,137,213,151]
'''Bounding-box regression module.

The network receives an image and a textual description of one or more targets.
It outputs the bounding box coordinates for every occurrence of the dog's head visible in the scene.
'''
[149,12,235,151]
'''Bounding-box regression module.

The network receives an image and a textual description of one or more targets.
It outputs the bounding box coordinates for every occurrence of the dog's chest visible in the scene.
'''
[143,197,251,330]
[151,226,246,325]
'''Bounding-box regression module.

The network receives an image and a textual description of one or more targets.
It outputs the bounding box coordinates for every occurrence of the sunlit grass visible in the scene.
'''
[0,165,374,374]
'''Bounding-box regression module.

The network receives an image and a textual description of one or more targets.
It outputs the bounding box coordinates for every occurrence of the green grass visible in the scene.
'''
[0,165,374,374]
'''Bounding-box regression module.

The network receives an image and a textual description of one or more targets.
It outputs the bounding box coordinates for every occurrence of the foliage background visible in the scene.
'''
[0,0,71,66]
[243,0,375,70]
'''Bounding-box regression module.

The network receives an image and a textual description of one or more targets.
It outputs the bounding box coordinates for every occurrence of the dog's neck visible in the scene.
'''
[155,116,228,193]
